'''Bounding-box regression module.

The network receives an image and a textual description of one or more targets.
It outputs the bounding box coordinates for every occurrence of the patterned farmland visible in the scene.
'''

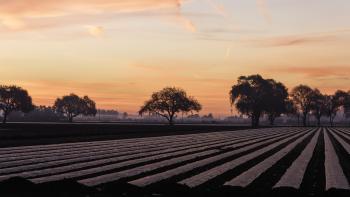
[1,127,350,196]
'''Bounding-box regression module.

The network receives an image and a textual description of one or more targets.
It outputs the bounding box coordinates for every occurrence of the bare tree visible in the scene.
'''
[139,87,202,125]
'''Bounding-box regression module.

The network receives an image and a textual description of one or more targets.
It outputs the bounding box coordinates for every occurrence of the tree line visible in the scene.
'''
[1,75,350,126]
[0,85,96,123]
[229,75,350,127]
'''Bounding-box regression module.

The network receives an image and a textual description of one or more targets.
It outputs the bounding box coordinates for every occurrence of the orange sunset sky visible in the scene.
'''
[0,0,350,116]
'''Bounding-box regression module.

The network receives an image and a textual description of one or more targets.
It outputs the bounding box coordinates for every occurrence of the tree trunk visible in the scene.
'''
[169,115,174,126]
[251,113,260,128]
[255,116,260,127]
[317,116,321,127]
[68,114,74,123]
[251,116,255,128]
[2,112,7,124]
[269,114,275,126]
[330,116,334,127]
[302,113,307,127]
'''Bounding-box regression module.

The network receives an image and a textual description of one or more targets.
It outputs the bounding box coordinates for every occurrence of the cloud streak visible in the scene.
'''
[206,0,228,17]
[246,29,350,47]
[0,0,196,32]
[249,35,334,47]
[256,0,271,23]
[270,66,350,78]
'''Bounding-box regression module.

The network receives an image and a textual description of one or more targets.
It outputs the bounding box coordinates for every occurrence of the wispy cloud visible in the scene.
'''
[256,0,271,23]
[0,0,196,32]
[246,29,350,47]
[270,66,350,79]
[206,0,228,17]
[250,35,334,47]
[173,13,197,32]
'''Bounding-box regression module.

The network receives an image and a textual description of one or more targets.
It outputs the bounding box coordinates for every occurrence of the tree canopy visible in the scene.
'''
[310,89,327,126]
[230,75,288,127]
[0,85,34,123]
[290,85,315,127]
[342,91,350,118]
[139,87,202,125]
[265,79,289,125]
[323,90,349,126]
[54,94,97,122]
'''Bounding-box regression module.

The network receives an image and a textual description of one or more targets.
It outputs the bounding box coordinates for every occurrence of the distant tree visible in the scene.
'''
[54,94,97,122]
[114,110,120,117]
[203,113,214,119]
[187,114,200,119]
[31,106,64,121]
[98,109,119,115]
[230,75,273,127]
[324,90,349,126]
[8,105,64,122]
[290,85,314,127]
[310,89,327,126]
[122,112,128,120]
[0,85,34,124]
[139,87,202,125]
[265,79,289,125]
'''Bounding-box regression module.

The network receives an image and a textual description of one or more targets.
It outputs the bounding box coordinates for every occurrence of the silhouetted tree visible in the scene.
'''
[290,85,314,127]
[265,79,289,125]
[230,75,273,127]
[324,90,349,126]
[8,105,64,122]
[344,91,350,119]
[187,114,200,119]
[122,112,128,120]
[0,85,34,124]
[284,98,300,125]
[310,89,327,126]
[139,87,202,125]
[54,94,97,122]
[203,113,214,119]
[285,99,298,116]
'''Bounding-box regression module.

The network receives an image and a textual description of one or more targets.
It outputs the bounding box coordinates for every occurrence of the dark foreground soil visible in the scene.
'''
[0,123,252,148]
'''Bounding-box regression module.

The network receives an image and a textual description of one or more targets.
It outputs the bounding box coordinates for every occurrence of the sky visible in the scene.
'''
[0,0,350,116]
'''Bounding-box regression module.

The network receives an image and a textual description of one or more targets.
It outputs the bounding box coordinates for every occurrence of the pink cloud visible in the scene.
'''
[270,66,350,78]
[0,0,196,32]
[251,35,334,47]
[246,29,350,47]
